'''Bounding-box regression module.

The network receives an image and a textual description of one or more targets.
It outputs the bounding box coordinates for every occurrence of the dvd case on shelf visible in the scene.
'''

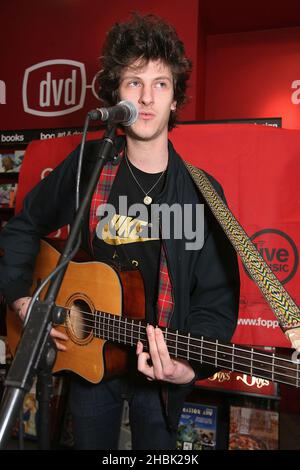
[0,151,25,173]
[177,402,218,450]
[229,405,279,450]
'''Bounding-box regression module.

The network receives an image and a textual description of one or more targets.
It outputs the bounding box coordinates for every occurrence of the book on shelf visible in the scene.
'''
[228,406,279,450]
[0,183,18,207]
[0,150,25,173]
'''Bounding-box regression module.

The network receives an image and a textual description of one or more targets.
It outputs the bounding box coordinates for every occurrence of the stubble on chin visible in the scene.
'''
[125,122,164,143]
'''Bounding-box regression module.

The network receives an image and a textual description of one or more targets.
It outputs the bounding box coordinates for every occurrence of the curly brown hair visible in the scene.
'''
[98,13,192,130]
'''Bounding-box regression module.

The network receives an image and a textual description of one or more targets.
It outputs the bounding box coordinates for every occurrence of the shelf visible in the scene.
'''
[0,172,19,180]
[0,207,14,212]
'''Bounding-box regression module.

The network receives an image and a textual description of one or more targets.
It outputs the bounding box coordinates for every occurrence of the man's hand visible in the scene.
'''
[136,325,195,385]
[11,296,31,322]
[285,327,300,352]
[11,296,68,351]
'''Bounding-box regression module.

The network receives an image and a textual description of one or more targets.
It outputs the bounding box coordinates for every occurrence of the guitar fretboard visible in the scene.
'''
[90,310,300,388]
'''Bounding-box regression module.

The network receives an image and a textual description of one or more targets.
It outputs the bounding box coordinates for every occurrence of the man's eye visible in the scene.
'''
[128,81,140,87]
[155,82,167,88]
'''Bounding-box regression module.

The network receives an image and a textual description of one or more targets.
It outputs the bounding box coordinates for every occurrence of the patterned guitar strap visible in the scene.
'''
[185,161,300,334]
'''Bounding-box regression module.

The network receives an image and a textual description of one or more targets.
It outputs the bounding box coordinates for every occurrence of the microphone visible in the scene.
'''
[88,100,138,126]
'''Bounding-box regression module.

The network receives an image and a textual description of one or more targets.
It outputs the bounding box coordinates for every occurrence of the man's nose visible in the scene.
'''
[139,85,154,106]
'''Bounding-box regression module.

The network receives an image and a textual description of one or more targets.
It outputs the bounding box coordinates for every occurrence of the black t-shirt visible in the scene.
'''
[93,157,167,323]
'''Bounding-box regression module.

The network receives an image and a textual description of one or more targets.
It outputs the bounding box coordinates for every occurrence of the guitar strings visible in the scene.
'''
[61,324,299,385]
[59,320,299,387]
[56,305,280,359]
[58,304,297,367]
[59,304,295,365]
[55,304,300,383]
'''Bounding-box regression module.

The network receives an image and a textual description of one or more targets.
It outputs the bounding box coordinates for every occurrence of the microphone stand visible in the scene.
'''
[0,124,117,449]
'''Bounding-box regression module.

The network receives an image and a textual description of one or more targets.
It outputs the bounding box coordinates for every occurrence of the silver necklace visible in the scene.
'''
[125,149,166,205]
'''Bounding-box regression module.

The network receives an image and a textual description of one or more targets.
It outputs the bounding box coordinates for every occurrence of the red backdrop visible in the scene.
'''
[205,27,300,129]
[0,0,199,131]
[3,2,300,131]
[16,123,300,348]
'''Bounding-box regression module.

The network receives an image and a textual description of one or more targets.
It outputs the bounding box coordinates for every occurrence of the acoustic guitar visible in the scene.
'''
[6,241,300,388]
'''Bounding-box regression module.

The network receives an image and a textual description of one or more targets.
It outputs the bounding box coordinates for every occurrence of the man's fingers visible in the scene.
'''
[137,327,195,384]
[286,328,300,351]
[154,327,171,362]
[53,340,67,351]
[136,340,154,380]
[50,327,68,351]
[51,328,68,341]
[146,325,177,380]
[136,340,143,355]
[146,325,163,373]
[153,326,174,371]
[11,296,32,321]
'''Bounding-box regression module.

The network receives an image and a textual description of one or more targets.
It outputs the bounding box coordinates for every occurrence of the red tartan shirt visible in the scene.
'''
[89,154,174,327]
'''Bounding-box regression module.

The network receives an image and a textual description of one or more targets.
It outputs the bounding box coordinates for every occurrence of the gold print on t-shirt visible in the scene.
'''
[100,213,158,245]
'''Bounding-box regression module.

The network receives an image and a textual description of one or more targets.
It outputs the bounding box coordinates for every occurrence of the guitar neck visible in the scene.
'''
[93,310,300,388]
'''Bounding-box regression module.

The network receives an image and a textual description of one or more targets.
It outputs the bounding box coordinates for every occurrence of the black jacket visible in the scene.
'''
[0,136,240,429]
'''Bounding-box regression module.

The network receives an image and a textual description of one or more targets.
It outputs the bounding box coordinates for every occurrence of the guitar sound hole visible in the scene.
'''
[69,299,92,340]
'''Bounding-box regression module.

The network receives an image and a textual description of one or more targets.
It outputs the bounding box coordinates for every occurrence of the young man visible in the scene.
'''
[0,14,240,449]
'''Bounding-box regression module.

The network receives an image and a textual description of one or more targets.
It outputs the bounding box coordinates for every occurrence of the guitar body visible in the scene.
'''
[6,242,300,389]
[7,240,145,383]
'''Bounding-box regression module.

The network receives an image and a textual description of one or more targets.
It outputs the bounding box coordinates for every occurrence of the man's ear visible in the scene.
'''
[170,101,177,111]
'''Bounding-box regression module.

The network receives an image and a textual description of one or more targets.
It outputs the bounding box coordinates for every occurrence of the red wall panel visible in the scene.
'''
[204,27,300,129]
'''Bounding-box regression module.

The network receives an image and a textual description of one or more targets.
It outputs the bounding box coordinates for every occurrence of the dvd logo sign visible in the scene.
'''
[0,80,6,104]
[248,229,298,284]
[291,80,300,105]
[22,60,86,117]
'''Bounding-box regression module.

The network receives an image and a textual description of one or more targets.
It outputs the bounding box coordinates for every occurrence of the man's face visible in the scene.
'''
[118,59,177,142]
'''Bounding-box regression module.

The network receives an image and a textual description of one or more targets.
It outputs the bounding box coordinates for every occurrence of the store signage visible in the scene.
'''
[0,339,5,364]
[22,59,88,117]
[1,132,25,144]
[0,80,6,105]
[247,229,299,284]
[197,370,278,397]
[291,80,300,104]
[0,126,101,145]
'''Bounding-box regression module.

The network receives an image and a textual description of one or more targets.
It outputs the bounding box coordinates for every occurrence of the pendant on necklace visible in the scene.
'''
[144,195,152,205]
